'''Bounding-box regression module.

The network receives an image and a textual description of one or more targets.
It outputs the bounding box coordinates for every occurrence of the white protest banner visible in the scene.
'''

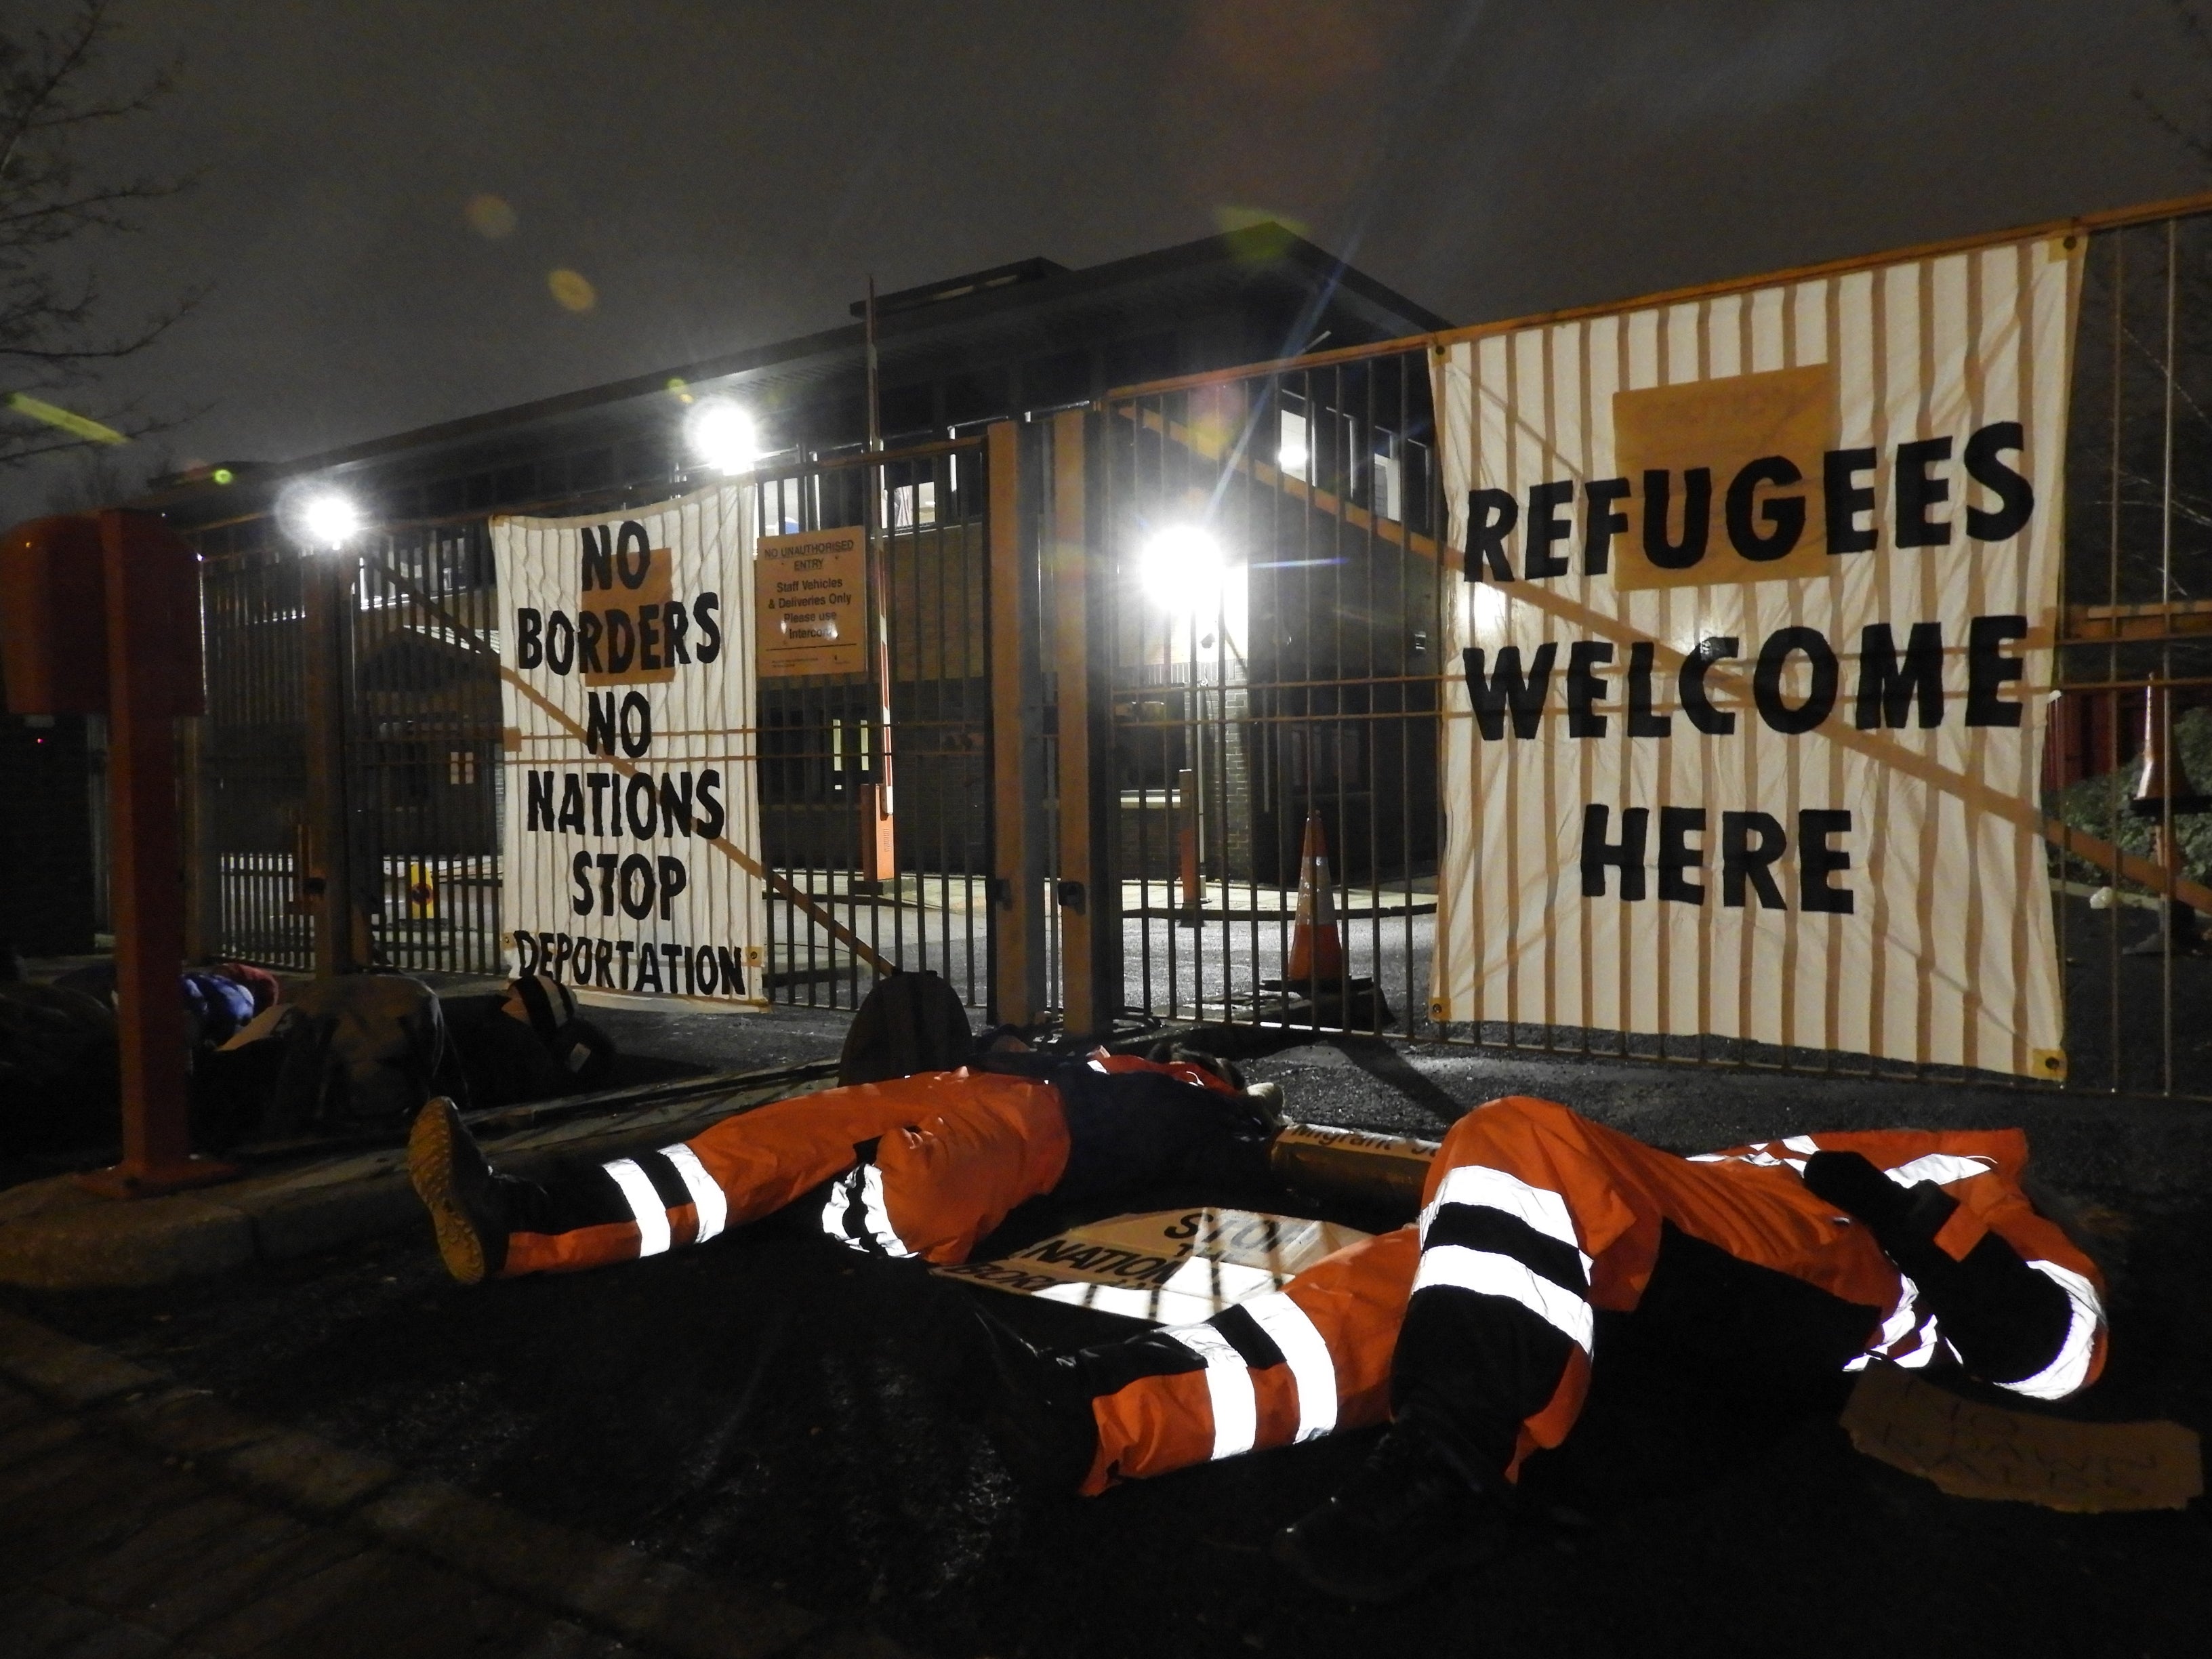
[1432,234,2081,1078]
[493,485,768,1006]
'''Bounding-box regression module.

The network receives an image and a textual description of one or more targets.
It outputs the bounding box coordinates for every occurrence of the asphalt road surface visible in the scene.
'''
[7,1043,2210,1658]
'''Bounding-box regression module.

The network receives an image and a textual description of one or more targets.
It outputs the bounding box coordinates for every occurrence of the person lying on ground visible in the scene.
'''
[966,1094,2108,1605]
[407,1035,1282,1283]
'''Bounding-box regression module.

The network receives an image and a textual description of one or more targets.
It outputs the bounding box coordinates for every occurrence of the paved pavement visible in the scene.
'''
[1,1029,2206,1657]
[6,979,2212,1656]
[0,1063,842,1291]
[0,1309,901,1659]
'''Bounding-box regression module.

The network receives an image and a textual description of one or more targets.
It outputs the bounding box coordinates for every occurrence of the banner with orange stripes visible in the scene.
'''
[1430,233,2081,1078]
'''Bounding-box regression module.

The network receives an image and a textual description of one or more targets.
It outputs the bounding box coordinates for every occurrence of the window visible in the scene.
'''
[758,476,804,535]
[1372,443,1402,523]
[1279,409,1312,483]
[882,480,937,529]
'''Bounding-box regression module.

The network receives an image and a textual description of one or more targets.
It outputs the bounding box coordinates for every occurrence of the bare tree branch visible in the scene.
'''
[0,1,194,470]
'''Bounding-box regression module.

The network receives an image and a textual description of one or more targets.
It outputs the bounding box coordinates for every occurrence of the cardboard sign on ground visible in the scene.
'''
[1842,1361,2203,1513]
[936,1208,1370,1326]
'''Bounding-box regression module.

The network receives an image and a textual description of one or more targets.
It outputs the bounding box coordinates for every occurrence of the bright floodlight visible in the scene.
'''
[686,397,756,474]
[1139,525,1227,615]
[281,486,362,549]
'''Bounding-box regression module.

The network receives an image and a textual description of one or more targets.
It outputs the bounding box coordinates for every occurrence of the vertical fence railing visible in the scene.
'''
[200,537,315,969]
[1095,203,2212,1101]
[1101,352,1443,1039]
[183,204,2212,1094]
[2049,210,2212,1099]
[194,438,997,1000]
[750,439,995,1010]
[351,523,505,976]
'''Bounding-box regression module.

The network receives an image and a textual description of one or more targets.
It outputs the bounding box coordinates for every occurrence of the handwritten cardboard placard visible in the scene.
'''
[935,1208,1369,1326]
[1842,1361,2202,1513]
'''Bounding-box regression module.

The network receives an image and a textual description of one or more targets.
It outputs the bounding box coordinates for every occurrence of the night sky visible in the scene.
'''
[7,0,2210,519]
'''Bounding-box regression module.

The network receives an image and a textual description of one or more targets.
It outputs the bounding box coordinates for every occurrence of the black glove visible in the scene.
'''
[1802,1150,1956,1267]
[1802,1149,2072,1387]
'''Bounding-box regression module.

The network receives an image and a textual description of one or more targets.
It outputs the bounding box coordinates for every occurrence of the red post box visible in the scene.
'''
[1,511,228,1197]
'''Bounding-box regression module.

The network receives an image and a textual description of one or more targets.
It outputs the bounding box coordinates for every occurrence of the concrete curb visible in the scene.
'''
[0,1064,841,1292]
[0,1306,902,1659]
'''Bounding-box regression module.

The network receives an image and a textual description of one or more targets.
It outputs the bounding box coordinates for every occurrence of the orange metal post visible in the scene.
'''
[2,511,233,1195]
[83,512,232,1195]
[987,418,1046,1025]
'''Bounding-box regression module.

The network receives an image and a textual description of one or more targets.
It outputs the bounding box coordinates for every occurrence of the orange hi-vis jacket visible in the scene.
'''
[499,1051,1238,1277]
[1076,1096,2107,1494]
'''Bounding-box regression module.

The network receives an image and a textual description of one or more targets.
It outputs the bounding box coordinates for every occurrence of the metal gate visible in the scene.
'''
[1097,197,2212,1102]
[191,438,1000,1006]
[197,523,314,969]
[1095,355,1441,1039]
[747,440,996,1009]
[183,193,2212,1096]
[197,518,507,977]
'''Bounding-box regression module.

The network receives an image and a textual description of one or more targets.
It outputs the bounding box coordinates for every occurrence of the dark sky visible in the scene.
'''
[9,0,2211,518]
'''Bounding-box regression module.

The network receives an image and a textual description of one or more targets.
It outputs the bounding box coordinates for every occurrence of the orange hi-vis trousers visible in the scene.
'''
[1075,1096,2108,1494]
[502,1069,1072,1275]
[494,1050,1248,1277]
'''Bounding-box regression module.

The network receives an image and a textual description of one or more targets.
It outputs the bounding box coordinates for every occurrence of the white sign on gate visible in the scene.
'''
[1431,234,2081,1079]
[493,485,768,1006]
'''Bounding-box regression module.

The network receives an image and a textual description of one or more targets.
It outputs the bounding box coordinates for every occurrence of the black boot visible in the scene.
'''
[407,1097,512,1284]
[949,1298,1099,1494]
[1273,1421,1515,1603]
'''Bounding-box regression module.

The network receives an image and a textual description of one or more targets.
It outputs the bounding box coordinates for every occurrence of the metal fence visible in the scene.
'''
[192,438,1001,1008]
[1096,355,1443,1041]
[199,530,314,969]
[2050,209,2212,1097]
[197,520,506,975]
[747,440,997,1009]
[182,197,2212,1098]
[351,523,506,975]
[1094,199,2212,1101]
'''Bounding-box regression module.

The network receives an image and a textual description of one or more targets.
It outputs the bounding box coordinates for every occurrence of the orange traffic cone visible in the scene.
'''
[1286,810,1347,982]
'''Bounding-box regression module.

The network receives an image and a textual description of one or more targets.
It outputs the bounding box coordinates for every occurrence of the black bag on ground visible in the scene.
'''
[446,975,616,1108]
[0,981,119,1153]
[508,973,616,1090]
[838,970,972,1086]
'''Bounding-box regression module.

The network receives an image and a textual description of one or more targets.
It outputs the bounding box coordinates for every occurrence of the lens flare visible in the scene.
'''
[466,194,516,239]
[5,392,124,445]
[548,269,596,312]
